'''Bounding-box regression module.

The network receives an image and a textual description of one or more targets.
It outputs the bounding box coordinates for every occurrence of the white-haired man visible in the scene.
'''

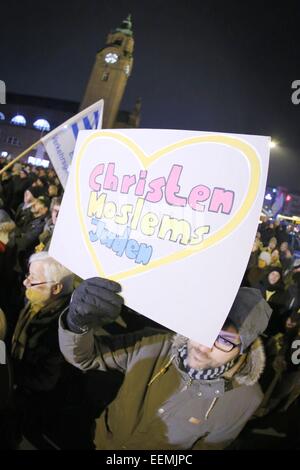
[11,251,74,394]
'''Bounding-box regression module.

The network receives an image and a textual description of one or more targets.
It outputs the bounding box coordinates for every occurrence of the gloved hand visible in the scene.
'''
[66,277,123,333]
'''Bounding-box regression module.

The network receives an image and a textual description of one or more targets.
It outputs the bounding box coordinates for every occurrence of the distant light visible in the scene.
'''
[1,151,8,157]
[0,112,5,121]
[265,194,272,201]
[286,194,292,202]
[272,188,277,193]
[33,118,50,132]
[63,125,68,129]
[27,155,49,168]
[11,114,26,126]
[269,141,277,149]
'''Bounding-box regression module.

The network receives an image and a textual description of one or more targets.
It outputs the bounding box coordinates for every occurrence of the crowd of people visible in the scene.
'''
[0,156,299,450]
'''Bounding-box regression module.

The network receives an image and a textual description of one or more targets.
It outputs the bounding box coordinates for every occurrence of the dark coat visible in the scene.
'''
[15,214,48,271]
[12,295,71,394]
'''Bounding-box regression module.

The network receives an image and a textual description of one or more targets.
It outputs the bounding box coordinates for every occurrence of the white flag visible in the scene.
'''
[41,99,104,187]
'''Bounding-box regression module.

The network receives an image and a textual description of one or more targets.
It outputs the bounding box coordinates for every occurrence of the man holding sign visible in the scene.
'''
[59,278,271,450]
[50,128,272,449]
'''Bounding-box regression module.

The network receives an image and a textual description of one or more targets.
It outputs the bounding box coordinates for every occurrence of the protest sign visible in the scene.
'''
[49,129,270,345]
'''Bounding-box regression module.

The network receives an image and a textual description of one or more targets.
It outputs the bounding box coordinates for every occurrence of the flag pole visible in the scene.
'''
[0,139,41,175]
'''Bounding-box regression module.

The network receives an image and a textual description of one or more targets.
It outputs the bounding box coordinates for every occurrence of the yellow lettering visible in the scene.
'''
[158,215,191,245]
[189,225,210,245]
[87,192,106,218]
[140,212,160,236]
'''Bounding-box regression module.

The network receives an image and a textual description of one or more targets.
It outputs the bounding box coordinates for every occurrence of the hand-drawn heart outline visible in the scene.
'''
[75,131,260,281]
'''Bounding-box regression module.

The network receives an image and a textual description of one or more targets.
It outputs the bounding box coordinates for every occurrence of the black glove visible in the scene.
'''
[66,277,123,334]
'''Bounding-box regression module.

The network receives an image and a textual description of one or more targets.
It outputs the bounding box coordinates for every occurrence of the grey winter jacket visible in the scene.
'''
[59,320,265,450]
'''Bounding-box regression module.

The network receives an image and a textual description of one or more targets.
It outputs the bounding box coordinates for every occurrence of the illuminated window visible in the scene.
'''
[33,118,51,131]
[124,64,130,76]
[0,112,5,120]
[6,136,21,146]
[11,114,26,126]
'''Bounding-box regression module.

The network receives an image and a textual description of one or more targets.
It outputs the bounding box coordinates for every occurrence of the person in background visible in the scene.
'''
[15,196,50,273]
[11,251,74,394]
[10,167,31,213]
[279,241,294,272]
[14,186,44,229]
[48,184,58,198]
[247,251,271,288]
[262,237,277,254]
[270,249,281,268]
[258,312,300,415]
[35,197,62,252]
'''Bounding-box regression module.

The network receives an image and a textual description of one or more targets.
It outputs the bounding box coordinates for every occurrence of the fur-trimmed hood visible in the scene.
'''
[171,334,265,387]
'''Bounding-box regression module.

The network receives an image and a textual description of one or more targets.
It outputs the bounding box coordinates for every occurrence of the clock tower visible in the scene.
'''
[80,15,134,128]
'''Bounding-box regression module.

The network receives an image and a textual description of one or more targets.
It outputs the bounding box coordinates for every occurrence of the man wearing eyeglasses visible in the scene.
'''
[11,251,74,395]
[59,278,272,450]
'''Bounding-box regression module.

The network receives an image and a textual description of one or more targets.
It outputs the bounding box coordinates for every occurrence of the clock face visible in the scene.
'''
[105,52,118,64]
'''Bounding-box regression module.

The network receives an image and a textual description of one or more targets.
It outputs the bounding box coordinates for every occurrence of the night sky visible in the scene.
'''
[1,0,300,190]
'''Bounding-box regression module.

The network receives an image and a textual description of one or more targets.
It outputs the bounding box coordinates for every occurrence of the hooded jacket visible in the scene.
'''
[59,320,265,450]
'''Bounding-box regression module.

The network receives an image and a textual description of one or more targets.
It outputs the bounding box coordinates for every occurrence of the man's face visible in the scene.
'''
[24,190,33,205]
[271,249,279,261]
[23,260,54,305]
[48,185,58,197]
[51,204,60,225]
[187,325,241,369]
[31,200,48,218]
[286,317,297,330]
[269,240,276,250]
[280,242,288,252]
[268,270,281,285]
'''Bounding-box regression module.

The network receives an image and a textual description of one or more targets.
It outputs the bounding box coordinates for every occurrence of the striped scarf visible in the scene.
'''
[178,344,236,380]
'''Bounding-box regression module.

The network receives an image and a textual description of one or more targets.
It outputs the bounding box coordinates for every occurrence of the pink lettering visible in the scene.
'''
[188,185,211,212]
[208,188,235,214]
[89,164,104,191]
[165,165,187,207]
[103,163,119,191]
[121,174,136,194]
[145,177,166,203]
[135,170,147,196]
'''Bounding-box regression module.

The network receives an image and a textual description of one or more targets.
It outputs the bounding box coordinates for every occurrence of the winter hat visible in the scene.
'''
[262,266,284,291]
[228,287,272,352]
[27,185,44,199]
[258,251,271,266]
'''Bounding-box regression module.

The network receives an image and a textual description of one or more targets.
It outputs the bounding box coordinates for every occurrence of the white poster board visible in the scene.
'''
[49,129,270,346]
